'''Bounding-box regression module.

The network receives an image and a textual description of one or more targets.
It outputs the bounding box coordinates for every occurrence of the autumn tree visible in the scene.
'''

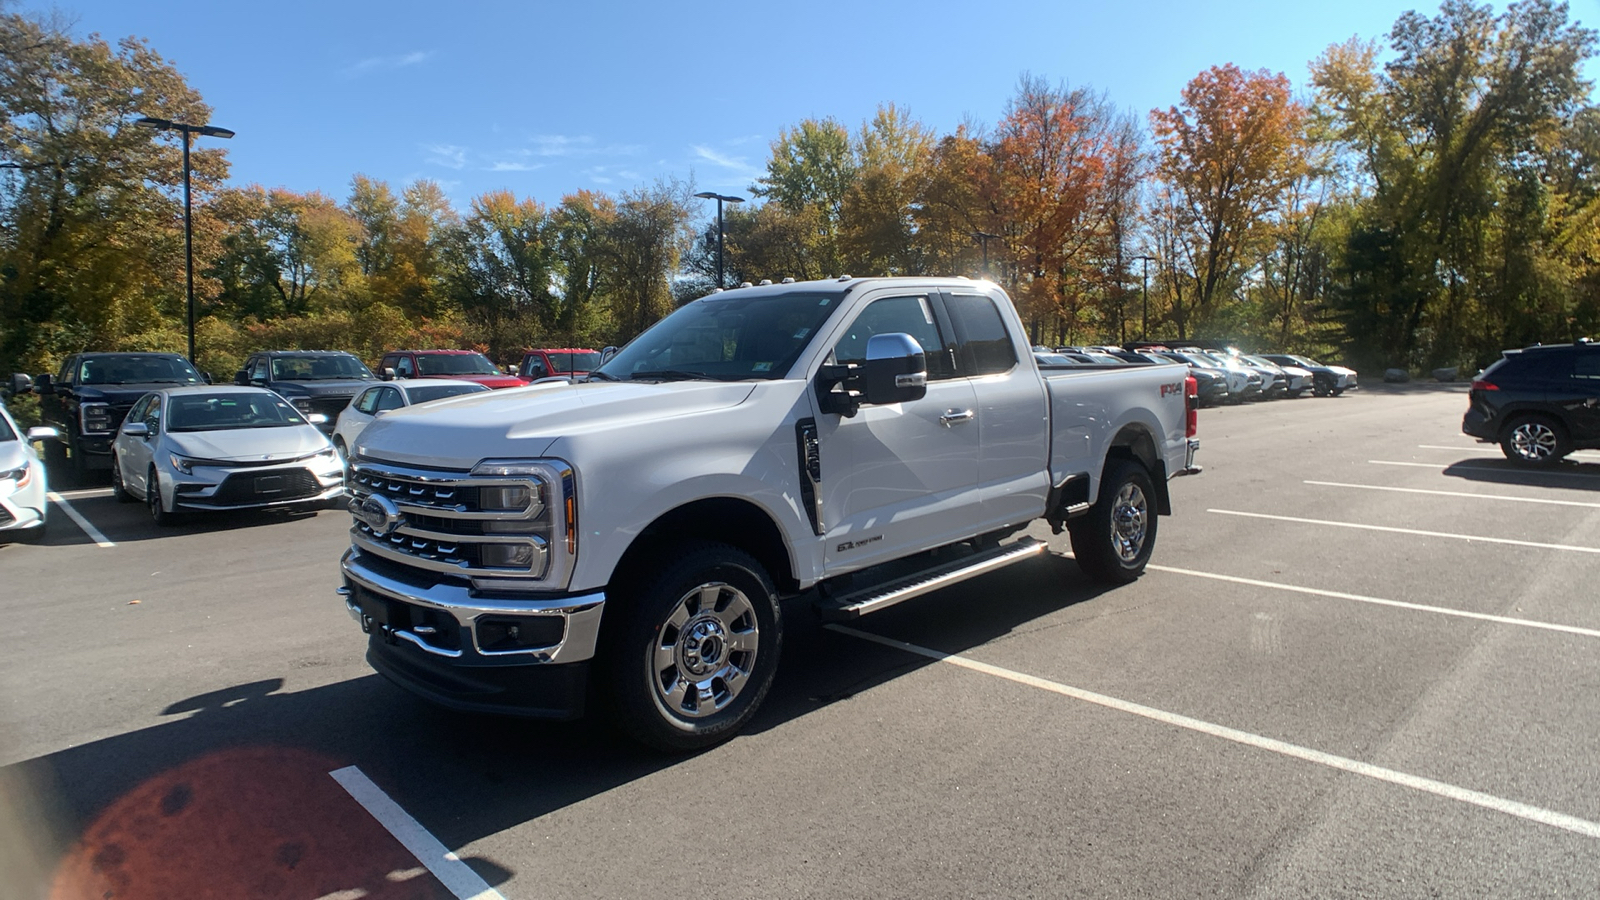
[839,103,936,275]
[441,191,551,362]
[603,178,695,340]
[751,118,856,278]
[1150,64,1309,334]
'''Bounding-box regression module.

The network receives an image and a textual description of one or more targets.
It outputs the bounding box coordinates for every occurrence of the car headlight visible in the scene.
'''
[0,464,28,485]
[169,454,197,475]
[81,403,113,435]
[468,459,577,583]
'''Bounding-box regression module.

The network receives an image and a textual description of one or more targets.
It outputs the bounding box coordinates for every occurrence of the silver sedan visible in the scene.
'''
[332,379,489,463]
[111,386,345,525]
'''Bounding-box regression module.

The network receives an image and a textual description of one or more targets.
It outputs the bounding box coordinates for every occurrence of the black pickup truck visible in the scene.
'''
[235,350,378,434]
[20,353,206,481]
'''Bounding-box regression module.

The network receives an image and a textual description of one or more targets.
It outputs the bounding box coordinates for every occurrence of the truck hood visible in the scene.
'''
[353,380,759,469]
[71,382,197,404]
[167,425,331,462]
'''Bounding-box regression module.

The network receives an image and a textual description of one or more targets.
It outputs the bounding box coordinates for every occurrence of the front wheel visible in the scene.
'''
[1068,459,1158,584]
[147,467,179,527]
[601,542,782,753]
[110,454,134,503]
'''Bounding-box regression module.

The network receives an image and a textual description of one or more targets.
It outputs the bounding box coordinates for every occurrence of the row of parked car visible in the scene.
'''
[1033,344,1360,407]
[0,347,600,533]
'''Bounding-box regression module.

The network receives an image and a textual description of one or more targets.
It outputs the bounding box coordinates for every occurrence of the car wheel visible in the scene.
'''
[110,454,135,503]
[1311,379,1331,397]
[601,541,782,753]
[147,467,179,526]
[1068,458,1158,585]
[1500,415,1570,466]
[334,436,349,467]
[44,438,69,475]
[1331,387,1345,396]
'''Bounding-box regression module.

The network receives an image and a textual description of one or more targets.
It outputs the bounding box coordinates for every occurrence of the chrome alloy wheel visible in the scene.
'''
[653,582,760,720]
[1509,421,1559,462]
[1110,481,1149,562]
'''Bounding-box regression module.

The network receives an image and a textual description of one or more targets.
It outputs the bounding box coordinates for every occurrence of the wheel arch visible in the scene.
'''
[609,497,797,600]
[1106,422,1171,515]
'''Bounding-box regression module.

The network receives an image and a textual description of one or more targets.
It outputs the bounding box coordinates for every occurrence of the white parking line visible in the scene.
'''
[1305,480,1600,509]
[1209,508,1600,554]
[1371,460,1600,478]
[828,624,1600,840]
[329,766,506,900]
[1145,563,1600,639]
[45,491,115,548]
[51,487,114,499]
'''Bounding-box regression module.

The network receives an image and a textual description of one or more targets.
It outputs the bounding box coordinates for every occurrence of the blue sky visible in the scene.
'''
[22,0,1599,211]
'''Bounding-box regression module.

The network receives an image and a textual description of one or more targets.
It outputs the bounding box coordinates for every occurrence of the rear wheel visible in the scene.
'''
[1068,459,1158,584]
[1500,414,1570,466]
[601,541,782,753]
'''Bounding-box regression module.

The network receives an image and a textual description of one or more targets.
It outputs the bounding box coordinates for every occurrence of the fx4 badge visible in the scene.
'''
[836,534,883,553]
[1160,381,1185,398]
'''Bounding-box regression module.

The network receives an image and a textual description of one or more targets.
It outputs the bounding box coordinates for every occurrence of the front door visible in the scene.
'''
[1567,347,1600,443]
[814,293,979,575]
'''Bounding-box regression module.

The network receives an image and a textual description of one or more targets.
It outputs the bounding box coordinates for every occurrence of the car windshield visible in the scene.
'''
[548,351,600,373]
[79,356,203,385]
[270,355,375,380]
[167,393,310,431]
[415,353,499,376]
[405,383,490,404]
[1291,355,1323,367]
[595,290,845,381]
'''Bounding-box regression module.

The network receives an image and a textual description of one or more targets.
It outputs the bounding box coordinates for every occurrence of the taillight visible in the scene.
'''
[1185,375,1199,438]
[1472,379,1499,391]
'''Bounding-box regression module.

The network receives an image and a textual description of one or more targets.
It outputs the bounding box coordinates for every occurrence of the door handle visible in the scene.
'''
[940,409,975,427]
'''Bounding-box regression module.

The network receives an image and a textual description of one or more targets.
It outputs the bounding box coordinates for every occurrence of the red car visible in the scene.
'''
[376,350,528,389]
[518,348,602,381]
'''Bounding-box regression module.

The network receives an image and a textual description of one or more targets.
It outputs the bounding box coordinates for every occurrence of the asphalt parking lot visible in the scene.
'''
[3,385,1598,899]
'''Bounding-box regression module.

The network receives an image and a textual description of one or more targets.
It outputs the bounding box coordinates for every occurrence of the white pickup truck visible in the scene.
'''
[339,277,1200,750]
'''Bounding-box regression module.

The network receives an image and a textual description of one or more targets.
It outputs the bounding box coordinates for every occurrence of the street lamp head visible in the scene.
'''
[695,191,744,204]
[694,191,717,199]
[134,116,174,129]
[199,126,235,139]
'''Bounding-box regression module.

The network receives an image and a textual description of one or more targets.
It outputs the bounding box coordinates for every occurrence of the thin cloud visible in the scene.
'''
[487,161,544,172]
[343,50,435,77]
[524,135,645,158]
[423,143,468,170]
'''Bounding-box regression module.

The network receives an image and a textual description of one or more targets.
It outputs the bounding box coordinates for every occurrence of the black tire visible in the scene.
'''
[334,436,349,467]
[147,466,179,526]
[1311,378,1332,397]
[1331,387,1345,397]
[1068,458,1158,584]
[110,454,134,503]
[1499,414,1570,466]
[43,438,68,478]
[68,440,92,486]
[600,541,782,753]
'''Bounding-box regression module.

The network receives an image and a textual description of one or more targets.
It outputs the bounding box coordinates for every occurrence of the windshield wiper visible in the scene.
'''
[628,370,721,382]
[585,371,620,382]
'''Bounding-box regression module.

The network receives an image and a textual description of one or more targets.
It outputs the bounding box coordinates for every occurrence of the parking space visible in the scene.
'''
[3,385,1597,898]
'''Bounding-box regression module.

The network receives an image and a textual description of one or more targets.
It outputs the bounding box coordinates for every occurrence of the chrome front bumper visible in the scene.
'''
[339,549,605,665]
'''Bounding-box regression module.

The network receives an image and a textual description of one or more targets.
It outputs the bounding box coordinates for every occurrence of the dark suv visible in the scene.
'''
[18,352,205,480]
[1463,340,1600,465]
[235,351,378,433]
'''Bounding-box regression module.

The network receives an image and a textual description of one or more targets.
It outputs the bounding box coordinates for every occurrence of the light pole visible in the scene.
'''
[135,116,235,365]
[693,191,743,288]
[973,231,1000,278]
[1132,255,1155,341]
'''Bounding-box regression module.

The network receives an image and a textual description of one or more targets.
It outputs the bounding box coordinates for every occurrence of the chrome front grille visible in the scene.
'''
[347,460,554,582]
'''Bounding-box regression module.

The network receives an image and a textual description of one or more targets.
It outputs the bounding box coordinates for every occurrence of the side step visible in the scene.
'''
[815,538,1047,622]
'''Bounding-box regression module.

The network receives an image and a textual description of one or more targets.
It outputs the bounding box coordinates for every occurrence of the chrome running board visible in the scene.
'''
[816,538,1046,622]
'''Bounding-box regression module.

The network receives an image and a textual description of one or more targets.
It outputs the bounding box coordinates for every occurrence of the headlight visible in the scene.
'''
[81,403,113,434]
[465,459,577,585]
[169,454,197,475]
[0,464,28,484]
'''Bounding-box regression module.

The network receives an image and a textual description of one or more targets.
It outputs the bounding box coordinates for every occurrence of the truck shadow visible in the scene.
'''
[3,549,1116,898]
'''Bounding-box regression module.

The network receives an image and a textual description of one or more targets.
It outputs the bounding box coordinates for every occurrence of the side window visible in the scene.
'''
[832,296,955,380]
[58,357,76,385]
[249,358,269,382]
[395,356,415,378]
[127,396,150,425]
[375,387,405,412]
[944,293,1018,376]
[1574,350,1600,381]
[354,388,380,414]
[142,395,162,432]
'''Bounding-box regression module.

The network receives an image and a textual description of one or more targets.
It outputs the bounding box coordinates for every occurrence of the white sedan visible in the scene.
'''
[332,379,489,462]
[111,386,345,525]
[0,401,58,541]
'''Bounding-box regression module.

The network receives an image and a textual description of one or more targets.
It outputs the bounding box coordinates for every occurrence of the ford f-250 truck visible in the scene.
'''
[339,277,1201,750]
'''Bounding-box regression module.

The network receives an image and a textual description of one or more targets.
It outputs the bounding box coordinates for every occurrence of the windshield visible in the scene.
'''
[168,393,311,431]
[415,353,500,376]
[79,356,203,386]
[405,383,490,404]
[270,355,375,381]
[595,291,844,381]
[548,351,600,373]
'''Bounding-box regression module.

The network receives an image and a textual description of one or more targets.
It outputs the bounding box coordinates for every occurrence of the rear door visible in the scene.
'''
[939,289,1049,531]
[814,290,979,574]
[1567,347,1600,442]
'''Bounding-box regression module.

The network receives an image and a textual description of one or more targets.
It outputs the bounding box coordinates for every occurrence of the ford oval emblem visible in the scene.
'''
[358,494,402,536]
